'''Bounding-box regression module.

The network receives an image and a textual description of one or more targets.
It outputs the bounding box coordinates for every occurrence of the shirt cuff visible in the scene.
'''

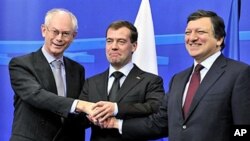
[118,119,123,134]
[113,103,118,115]
[70,100,79,114]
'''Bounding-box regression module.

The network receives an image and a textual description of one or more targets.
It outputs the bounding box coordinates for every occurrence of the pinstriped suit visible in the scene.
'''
[9,48,86,141]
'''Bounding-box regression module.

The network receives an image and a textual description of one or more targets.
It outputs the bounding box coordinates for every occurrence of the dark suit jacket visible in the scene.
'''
[79,65,165,141]
[123,55,250,141]
[9,49,86,141]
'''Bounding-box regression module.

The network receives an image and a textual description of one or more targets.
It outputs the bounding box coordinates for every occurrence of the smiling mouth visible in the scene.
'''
[53,42,64,47]
[189,42,201,47]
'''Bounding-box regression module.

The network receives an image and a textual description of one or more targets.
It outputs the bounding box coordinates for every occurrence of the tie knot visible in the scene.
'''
[194,64,204,72]
[51,60,62,69]
[112,71,124,79]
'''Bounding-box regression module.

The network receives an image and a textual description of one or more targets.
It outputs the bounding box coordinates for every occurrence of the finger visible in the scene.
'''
[99,113,111,123]
[86,115,92,121]
[92,103,101,110]
[95,101,105,107]
[91,108,102,117]
[88,117,96,125]
[94,109,111,119]
[92,107,108,118]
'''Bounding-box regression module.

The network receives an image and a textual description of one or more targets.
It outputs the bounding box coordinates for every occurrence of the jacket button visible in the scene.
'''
[182,125,187,129]
[41,120,46,126]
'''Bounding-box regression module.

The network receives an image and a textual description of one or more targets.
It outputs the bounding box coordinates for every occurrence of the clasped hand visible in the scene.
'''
[76,100,118,128]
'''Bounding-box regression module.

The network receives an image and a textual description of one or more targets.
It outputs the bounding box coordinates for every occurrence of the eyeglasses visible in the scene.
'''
[46,26,74,39]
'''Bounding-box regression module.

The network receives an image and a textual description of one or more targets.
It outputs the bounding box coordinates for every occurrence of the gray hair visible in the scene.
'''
[44,8,78,32]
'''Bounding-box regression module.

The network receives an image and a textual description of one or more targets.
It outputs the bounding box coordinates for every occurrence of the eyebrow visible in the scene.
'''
[50,27,72,32]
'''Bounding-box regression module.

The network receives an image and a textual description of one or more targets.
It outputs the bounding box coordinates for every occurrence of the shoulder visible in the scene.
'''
[141,71,162,79]
[132,64,162,79]
[87,70,108,80]
[9,51,37,66]
[64,56,81,66]
[225,57,249,69]
[136,70,164,85]
[64,56,84,70]
[225,59,250,80]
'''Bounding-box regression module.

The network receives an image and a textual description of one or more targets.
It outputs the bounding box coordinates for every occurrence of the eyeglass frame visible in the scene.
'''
[45,26,76,39]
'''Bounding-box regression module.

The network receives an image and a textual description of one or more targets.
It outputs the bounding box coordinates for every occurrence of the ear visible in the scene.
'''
[72,32,77,38]
[132,41,137,53]
[216,37,224,47]
[41,24,46,37]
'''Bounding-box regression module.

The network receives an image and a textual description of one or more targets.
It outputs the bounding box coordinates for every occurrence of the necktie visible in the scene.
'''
[51,60,65,97]
[183,64,204,119]
[109,71,124,101]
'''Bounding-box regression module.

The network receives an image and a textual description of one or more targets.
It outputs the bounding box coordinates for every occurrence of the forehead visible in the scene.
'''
[186,17,213,31]
[107,27,131,39]
[48,12,73,30]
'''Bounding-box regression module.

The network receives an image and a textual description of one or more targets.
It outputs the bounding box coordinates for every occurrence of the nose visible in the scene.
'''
[111,41,119,50]
[55,33,63,41]
[189,32,198,41]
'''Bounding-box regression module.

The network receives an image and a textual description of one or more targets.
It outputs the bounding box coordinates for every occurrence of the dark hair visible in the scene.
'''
[106,20,138,43]
[187,10,226,50]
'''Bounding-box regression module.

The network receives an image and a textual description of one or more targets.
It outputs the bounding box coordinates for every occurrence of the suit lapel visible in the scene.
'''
[174,68,193,120]
[95,70,109,101]
[186,55,227,120]
[115,65,143,102]
[33,49,57,94]
[64,58,77,98]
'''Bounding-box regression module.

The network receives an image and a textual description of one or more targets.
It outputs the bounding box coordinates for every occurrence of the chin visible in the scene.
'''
[52,51,63,57]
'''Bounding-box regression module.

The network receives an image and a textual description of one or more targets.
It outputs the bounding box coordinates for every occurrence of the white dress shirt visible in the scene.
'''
[182,51,221,106]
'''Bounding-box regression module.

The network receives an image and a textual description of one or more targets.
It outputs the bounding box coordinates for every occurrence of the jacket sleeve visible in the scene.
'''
[117,75,165,119]
[9,57,75,118]
[122,94,168,140]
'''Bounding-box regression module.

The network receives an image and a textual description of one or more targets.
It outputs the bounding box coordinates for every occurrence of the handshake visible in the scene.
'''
[75,100,119,129]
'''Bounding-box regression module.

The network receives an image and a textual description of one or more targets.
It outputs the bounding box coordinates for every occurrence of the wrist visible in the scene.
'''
[75,100,87,113]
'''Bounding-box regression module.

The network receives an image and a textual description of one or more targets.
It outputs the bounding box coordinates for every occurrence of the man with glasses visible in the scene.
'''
[9,8,93,141]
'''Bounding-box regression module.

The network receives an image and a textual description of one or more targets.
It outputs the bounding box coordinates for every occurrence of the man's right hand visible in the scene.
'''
[75,100,95,115]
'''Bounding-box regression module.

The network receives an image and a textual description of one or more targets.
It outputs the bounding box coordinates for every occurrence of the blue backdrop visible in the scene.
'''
[1,0,249,141]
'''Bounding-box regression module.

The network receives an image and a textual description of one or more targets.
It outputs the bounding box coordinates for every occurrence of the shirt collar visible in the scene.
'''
[194,51,221,70]
[42,46,64,65]
[109,61,134,77]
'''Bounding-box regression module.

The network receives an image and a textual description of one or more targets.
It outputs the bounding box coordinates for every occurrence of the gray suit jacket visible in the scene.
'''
[123,55,250,141]
[79,65,165,141]
[9,49,86,141]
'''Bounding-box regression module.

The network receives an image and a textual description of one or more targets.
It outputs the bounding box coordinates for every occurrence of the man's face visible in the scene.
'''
[185,17,223,63]
[41,12,76,58]
[106,27,137,69]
